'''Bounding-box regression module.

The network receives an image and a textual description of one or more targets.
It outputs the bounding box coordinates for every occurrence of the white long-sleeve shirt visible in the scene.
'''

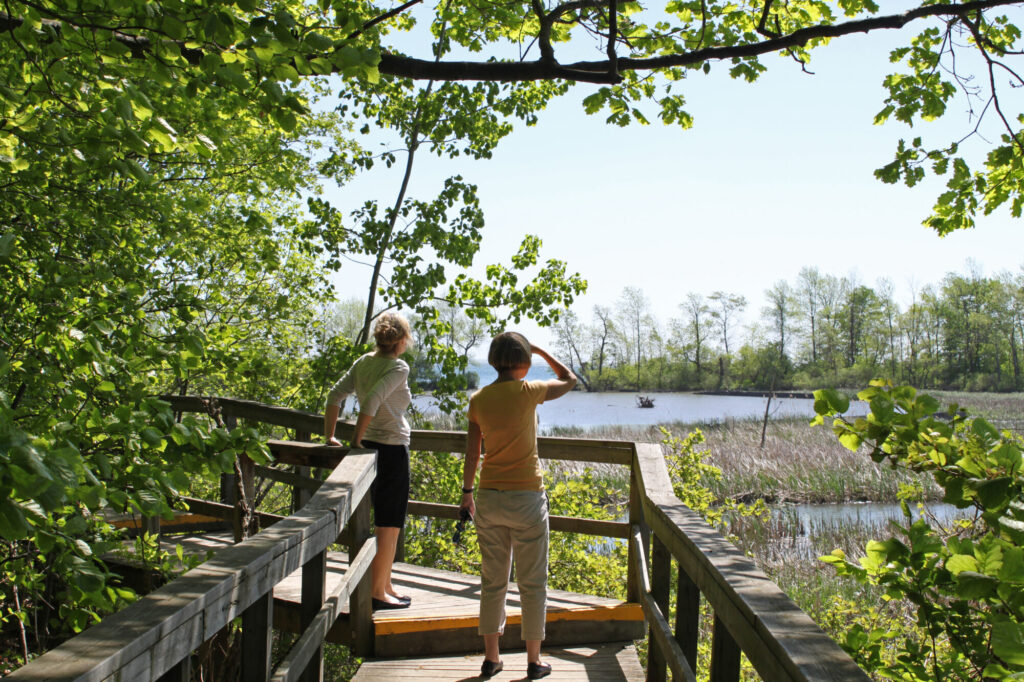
[326,353,411,445]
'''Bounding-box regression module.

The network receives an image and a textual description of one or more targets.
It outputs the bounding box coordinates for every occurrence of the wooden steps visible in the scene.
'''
[154,532,643,657]
[351,642,644,680]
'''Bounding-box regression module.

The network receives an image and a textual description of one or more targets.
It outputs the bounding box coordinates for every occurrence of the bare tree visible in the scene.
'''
[591,305,616,385]
[709,291,747,358]
[762,280,797,360]
[616,287,653,391]
[553,309,593,391]
[796,267,824,364]
[680,292,713,380]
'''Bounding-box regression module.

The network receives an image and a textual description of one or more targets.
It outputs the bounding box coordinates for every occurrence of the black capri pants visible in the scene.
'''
[362,440,410,528]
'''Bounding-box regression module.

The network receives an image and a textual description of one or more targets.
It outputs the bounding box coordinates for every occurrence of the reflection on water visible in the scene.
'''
[775,501,970,532]
[746,502,974,562]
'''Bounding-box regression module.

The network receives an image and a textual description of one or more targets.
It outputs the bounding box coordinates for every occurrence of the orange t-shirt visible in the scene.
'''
[468,380,547,491]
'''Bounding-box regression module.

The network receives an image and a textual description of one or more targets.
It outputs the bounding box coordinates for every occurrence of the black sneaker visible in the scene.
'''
[527,661,551,679]
[480,658,503,678]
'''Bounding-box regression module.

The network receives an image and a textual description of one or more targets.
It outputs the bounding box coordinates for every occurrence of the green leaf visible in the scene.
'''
[977,477,1013,509]
[955,571,998,600]
[992,622,1024,665]
[946,553,978,575]
[0,499,32,539]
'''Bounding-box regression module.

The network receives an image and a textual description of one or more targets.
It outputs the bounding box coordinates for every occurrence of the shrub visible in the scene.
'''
[814,382,1024,680]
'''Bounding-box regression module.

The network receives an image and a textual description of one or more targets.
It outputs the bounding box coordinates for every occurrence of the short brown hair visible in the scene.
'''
[487,332,531,371]
[373,313,412,354]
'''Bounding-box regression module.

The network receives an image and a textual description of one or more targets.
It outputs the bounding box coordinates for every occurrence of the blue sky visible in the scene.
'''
[327,15,1024,351]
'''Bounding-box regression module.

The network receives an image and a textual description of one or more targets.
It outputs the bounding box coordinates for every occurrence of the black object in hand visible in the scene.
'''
[453,507,473,546]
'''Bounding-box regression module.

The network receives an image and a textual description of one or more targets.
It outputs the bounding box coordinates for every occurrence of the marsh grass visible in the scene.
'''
[929,390,1024,427]
[544,417,940,504]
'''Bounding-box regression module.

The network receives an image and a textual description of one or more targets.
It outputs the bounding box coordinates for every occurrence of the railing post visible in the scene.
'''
[220,418,238,526]
[348,492,374,657]
[156,656,191,682]
[300,549,327,682]
[676,565,700,673]
[292,430,313,512]
[142,513,160,539]
[709,614,741,682]
[627,451,642,603]
[241,592,273,680]
[648,534,671,682]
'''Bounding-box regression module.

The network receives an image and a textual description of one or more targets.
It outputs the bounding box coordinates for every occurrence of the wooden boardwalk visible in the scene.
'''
[352,642,644,681]
[156,532,644,656]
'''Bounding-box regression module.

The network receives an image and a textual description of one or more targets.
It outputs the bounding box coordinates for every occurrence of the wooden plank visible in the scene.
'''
[710,615,741,682]
[676,560,701,674]
[271,540,376,682]
[352,642,644,681]
[241,593,273,680]
[269,440,349,469]
[349,494,374,657]
[8,453,377,682]
[648,534,671,682]
[177,496,284,528]
[164,396,634,464]
[407,501,629,539]
[255,464,323,492]
[630,528,696,682]
[632,443,869,682]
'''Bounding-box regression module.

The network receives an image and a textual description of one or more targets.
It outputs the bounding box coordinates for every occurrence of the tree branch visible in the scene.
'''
[2,0,1020,84]
[381,0,1023,82]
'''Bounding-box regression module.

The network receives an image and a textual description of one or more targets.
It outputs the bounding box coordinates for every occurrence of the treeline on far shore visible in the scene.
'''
[548,265,1024,393]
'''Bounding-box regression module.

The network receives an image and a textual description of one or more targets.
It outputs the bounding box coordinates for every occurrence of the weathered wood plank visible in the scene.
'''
[352,642,644,681]
[630,528,696,682]
[177,496,284,528]
[407,501,630,539]
[8,453,377,682]
[271,539,376,682]
[255,463,324,491]
[633,443,868,682]
[163,395,634,464]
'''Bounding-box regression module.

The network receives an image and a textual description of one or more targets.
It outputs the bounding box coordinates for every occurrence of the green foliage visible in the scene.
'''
[404,450,628,598]
[814,382,1024,679]
[662,427,768,534]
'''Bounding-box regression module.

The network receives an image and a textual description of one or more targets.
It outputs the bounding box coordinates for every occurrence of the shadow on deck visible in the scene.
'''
[155,531,644,658]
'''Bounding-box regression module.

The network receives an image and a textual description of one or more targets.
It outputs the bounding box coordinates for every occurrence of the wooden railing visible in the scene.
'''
[7,420,378,680]
[9,396,868,681]
[630,443,869,681]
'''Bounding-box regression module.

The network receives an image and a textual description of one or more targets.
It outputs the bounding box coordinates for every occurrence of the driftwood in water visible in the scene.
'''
[637,395,655,408]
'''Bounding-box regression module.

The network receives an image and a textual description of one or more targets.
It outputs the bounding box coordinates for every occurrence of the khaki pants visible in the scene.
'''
[476,489,549,641]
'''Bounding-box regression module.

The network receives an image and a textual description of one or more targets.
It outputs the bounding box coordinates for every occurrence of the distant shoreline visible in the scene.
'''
[697,389,817,399]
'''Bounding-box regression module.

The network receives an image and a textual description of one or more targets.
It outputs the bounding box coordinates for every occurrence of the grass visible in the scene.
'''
[543,417,941,504]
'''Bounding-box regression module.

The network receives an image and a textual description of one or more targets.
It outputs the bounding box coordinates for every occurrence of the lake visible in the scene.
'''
[426,361,870,429]
[413,384,869,430]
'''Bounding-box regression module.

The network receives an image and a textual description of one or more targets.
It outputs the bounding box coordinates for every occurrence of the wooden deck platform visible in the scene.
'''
[351,642,644,680]
[156,532,644,657]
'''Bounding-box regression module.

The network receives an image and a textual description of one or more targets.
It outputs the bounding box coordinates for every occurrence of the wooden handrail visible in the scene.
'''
[630,526,698,682]
[8,451,377,681]
[632,442,869,681]
[161,395,634,464]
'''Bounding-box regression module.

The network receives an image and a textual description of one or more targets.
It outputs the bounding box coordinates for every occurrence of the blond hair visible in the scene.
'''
[487,332,532,372]
[373,313,412,354]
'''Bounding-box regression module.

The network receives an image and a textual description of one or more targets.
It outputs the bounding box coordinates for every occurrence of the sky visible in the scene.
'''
[326,14,1024,353]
